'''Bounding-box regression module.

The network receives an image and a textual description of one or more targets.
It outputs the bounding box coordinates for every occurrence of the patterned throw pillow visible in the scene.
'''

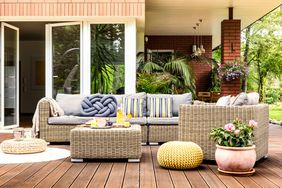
[122,97,145,117]
[149,97,172,118]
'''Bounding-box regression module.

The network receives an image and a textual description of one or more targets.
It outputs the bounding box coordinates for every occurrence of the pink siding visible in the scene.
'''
[0,0,144,16]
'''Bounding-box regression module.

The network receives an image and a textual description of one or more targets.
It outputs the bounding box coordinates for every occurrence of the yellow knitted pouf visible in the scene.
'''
[157,141,203,169]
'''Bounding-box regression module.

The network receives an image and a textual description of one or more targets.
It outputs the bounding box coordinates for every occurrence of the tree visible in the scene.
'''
[241,7,282,101]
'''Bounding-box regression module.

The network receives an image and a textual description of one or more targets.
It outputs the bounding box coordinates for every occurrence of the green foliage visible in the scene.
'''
[137,56,196,95]
[90,24,125,94]
[270,103,282,120]
[265,88,281,104]
[242,8,282,100]
[209,119,257,147]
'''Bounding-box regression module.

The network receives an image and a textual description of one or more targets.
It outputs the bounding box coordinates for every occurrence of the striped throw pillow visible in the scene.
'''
[149,97,172,118]
[122,97,145,117]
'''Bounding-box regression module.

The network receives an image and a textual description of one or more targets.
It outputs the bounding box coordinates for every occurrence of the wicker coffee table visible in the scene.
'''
[0,138,47,154]
[70,124,142,162]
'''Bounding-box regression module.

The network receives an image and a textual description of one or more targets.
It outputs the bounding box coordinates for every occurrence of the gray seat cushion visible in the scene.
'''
[147,93,192,116]
[56,94,86,116]
[48,116,93,125]
[109,117,147,125]
[147,117,179,125]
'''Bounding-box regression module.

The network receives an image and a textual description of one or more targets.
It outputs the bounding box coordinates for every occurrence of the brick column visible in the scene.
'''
[220,19,241,96]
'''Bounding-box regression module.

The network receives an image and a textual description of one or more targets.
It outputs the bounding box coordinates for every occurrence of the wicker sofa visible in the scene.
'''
[38,93,191,143]
[178,104,269,161]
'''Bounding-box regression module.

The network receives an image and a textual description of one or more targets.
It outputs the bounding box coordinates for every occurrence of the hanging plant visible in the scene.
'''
[218,60,248,81]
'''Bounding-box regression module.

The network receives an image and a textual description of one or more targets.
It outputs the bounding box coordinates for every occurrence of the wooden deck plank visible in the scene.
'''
[184,169,209,188]
[140,146,156,188]
[169,170,192,188]
[255,167,282,187]
[52,163,87,188]
[19,159,66,188]
[105,163,126,188]
[1,162,48,188]
[198,164,226,188]
[209,165,244,188]
[70,163,100,188]
[34,158,73,188]
[0,164,19,177]
[151,146,174,188]
[123,163,140,188]
[234,176,261,188]
[87,163,113,188]
[0,163,32,186]
[0,124,281,188]
[250,171,279,188]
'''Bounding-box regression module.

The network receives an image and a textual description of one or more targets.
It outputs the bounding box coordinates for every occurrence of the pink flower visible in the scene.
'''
[224,123,235,132]
[249,120,258,128]
[234,129,240,135]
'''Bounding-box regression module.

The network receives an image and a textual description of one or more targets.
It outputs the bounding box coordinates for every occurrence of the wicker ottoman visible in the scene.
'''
[0,138,47,154]
[70,125,142,162]
[157,141,203,169]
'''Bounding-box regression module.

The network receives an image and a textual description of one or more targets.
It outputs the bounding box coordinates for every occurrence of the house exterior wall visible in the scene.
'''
[0,0,144,17]
[145,35,212,93]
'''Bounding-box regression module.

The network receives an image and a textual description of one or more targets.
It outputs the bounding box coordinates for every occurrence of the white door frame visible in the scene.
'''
[0,22,20,129]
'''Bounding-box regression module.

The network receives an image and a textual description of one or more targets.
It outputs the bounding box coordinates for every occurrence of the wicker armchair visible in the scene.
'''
[179,104,269,161]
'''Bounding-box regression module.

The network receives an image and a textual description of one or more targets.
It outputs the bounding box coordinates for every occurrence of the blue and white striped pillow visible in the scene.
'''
[122,97,145,117]
[149,97,172,118]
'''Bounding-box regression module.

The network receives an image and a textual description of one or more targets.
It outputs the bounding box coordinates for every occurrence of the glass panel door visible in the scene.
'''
[90,24,125,94]
[0,23,19,129]
[46,23,81,98]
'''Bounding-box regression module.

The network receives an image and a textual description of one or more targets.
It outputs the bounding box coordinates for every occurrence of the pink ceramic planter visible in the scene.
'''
[215,145,256,172]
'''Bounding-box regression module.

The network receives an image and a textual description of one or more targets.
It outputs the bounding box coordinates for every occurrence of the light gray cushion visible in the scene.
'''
[48,116,93,125]
[56,94,86,116]
[147,93,192,116]
[247,92,259,105]
[216,95,231,106]
[231,92,248,106]
[147,117,179,125]
[108,117,147,125]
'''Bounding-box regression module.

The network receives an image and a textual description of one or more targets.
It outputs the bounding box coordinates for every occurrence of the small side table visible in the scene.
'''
[0,138,47,154]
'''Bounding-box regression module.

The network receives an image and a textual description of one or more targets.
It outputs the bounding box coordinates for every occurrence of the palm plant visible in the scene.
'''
[137,56,195,95]
[91,24,124,93]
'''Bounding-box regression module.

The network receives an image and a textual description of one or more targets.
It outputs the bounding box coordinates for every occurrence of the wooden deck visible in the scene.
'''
[0,124,282,188]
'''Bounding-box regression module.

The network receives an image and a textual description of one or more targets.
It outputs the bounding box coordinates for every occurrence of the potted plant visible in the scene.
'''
[218,61,247,81]
[209,119,258,175]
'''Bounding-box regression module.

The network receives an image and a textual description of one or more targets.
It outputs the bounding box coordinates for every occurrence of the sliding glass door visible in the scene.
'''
[0,23,19,129]
[46,22,81,98]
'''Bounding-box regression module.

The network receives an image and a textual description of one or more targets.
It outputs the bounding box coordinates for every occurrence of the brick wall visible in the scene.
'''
[221,19,241,96]
[0,0,144,16]
[145,35,212,93]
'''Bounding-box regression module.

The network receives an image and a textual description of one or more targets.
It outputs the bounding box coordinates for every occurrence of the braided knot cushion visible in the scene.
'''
[157,141,203,169]
[81,94,117,117]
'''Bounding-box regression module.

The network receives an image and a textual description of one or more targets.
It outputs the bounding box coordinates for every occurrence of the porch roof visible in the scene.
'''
[145,0,282,48]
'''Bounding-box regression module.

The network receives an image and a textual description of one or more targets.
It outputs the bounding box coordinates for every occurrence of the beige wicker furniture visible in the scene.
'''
[179,104,269,161]
[70,124,142,162]
[38,101,148,143]
[0,138,47,154]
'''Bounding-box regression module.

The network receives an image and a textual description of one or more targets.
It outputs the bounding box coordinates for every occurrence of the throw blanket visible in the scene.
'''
[80,94,117,117]
[32,97,64,136]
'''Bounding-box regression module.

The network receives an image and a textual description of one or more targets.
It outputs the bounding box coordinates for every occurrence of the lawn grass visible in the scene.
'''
[269,102,282,120]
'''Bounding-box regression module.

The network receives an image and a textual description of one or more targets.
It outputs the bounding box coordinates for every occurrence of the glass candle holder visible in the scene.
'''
[13,128,24,141]
[24,128,34,139]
